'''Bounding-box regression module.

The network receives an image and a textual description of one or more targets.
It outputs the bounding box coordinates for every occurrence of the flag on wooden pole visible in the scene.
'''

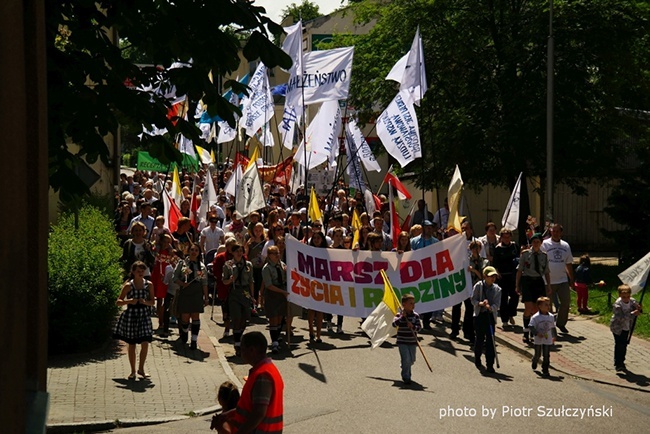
[502,172,522,231]
[361,269,401,349]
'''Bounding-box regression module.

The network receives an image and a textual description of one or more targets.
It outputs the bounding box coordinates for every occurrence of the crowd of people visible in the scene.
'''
[111,166,641,388]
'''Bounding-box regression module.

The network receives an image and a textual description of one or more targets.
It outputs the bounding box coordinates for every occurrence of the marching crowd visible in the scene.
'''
[112,166,642,385]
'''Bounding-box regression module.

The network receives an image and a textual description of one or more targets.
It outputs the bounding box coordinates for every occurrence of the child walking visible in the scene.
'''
[211,381,240,432]
[574,254,593,314]
[392,294,421,385]
[529,297,556,376]
[610,284,643,371]
[471,266,502,374]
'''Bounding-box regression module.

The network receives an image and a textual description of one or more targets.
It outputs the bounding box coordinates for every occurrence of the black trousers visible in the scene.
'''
[613,330,630,367]
[499,273,518,322]
[162,293,175,332]
[451,298,474,341]
[474,312,495,367]
[532,344,551,371]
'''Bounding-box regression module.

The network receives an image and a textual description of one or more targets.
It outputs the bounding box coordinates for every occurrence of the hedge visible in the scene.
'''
[48,204,123,353]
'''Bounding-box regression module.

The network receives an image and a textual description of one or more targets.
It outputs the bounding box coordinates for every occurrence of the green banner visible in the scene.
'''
[136,151,199,172]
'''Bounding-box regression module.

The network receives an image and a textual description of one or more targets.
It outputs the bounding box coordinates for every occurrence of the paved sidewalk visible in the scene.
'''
[47,312,240,432]
[494,312,650,391]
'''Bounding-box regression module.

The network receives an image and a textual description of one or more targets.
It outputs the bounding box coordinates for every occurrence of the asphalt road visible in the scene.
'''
[106,317,650,433]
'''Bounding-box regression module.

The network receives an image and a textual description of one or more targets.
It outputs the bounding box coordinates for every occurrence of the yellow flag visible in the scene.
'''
[309,186,322,223]
[380,269,400,315]
[352,208,361,247]
[247,144,260,170]
[447,165,465,233]
[210,149,216,163]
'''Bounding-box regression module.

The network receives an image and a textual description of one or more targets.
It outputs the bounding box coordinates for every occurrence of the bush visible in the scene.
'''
[48,204,123,353]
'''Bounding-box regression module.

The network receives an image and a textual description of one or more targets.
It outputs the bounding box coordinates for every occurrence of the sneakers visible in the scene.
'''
[615,364,626,372]
[486,366,496,374]
[402,377,412,385]
[541,370,550,377]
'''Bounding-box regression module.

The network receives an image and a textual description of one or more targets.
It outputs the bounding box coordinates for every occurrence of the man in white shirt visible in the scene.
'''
[201,214,225,253]
[432,198,449,235]
[541,224,574,333]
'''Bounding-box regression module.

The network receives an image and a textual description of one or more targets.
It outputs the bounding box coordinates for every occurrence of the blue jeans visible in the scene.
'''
[398,344,416,381]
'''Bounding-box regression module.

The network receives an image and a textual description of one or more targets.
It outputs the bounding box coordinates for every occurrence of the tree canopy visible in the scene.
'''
[337,0,650,191]
[281,0,323,22]
[46,0,291,202]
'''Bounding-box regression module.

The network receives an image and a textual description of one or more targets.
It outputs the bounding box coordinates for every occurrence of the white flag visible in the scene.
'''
[236,162,266,217]
[197,172,218,225]
[376,90,421,167]
[619,252,650,295]
[386,27,427,106]
[294,100,341,170]
[224,163,243,198]
[240,63,274,137]
[448,165,464,232]
[178,135,196,159]
[217,120,237,144]
[346,119,381,172]
[286,47,354,108]
[364,188,377,216]
[171,166,184,206]
[502,172,522,231]
[345,132,367,192]
[280,21,304,149]
[260,122,275,148]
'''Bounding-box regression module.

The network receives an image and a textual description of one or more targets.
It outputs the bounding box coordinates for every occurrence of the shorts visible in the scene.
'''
[521,276,545,303]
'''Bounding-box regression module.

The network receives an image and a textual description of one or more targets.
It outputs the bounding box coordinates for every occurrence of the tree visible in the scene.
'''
[46,0,291,202]
[336,0,650,191]
[281,1,322,22]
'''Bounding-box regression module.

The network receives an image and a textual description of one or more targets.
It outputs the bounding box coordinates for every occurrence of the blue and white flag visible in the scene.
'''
[345,128,367,192]
[240,63,274,137]
[286,47,354,108]
[502,172,522,231]
[376,90,421,167]
[346,119,381,172]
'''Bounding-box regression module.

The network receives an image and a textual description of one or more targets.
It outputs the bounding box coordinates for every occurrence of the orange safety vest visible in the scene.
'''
[230,358,284,433]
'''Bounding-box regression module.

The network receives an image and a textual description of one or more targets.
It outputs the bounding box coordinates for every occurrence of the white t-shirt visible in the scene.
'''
[529,311,556,345]
[132,241,151,277]
[201,226,225,253]
[541,238,573,284]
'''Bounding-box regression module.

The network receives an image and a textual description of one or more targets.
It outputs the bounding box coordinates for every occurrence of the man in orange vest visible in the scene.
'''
[211,331,284,433]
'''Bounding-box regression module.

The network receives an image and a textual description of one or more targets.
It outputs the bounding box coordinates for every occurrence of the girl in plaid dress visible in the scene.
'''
[113,261,155,379]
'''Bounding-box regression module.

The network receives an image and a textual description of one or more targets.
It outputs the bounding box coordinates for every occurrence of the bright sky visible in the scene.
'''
[255,0,341,23]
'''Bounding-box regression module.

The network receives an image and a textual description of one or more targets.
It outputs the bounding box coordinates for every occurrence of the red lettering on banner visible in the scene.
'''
[421,257,438,278]
[330,261,354,282]
[400,261,421,283]
[354,261,373,284]
[436,250,454,274]
[373,262,389,284]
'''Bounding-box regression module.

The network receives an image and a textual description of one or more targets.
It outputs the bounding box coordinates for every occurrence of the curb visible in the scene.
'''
[493,333,650,394]
[45,332,235,433]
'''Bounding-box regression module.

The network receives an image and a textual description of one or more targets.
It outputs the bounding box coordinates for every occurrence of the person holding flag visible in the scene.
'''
[392,293,422,385]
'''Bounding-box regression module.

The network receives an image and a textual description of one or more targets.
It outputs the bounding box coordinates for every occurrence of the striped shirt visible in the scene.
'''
[392,311,421,345]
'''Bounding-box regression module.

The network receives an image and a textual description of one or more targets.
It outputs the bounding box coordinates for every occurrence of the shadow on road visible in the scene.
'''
[112,377,156,392]
[298,362,327,383]
[617,370,650,387]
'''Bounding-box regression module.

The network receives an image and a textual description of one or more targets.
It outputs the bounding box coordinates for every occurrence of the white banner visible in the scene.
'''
[236,162,266,217]
[376,90,421,168]
[294,100,341,169]
[347,119,381,172]
[286,47,354,107]
[286,234,471,317]
[619,251,650,295]
[240,63,274,137]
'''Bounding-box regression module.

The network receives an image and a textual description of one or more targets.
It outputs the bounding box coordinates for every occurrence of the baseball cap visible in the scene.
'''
[422,220,434,226]
[483,266,498,277]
